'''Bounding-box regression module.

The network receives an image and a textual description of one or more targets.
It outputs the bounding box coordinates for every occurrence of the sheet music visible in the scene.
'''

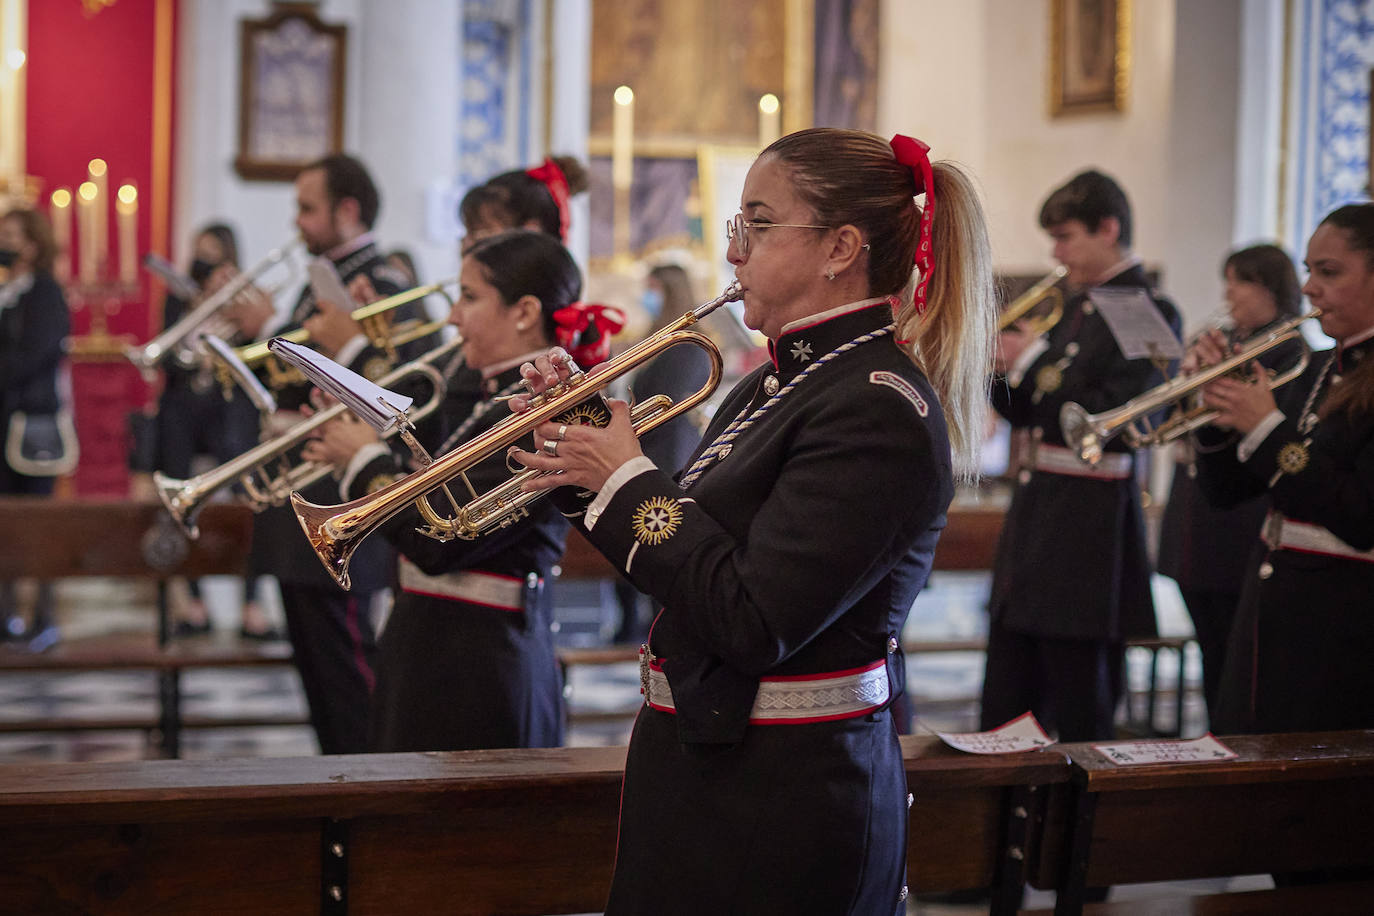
[1091,733,1238,766]
[203,335,277,415]
[1088,287,1183,361]
[267,338,412,434]
[937,712,1055,754]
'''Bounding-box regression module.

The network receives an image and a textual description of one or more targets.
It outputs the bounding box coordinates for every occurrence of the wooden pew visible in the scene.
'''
[0,736,1068,915]
[0,498,292,756]
[1024,730,1374,915]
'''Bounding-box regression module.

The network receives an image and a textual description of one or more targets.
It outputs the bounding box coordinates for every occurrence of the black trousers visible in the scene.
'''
[278,582,378,755]
[979,621,1124,742]
[1177,587,1239,719]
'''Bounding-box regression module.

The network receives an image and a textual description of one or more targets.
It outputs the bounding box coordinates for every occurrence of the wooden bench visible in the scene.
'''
[1024,730,1374,915]
[0,498,295,756]
[0,736,1069,915]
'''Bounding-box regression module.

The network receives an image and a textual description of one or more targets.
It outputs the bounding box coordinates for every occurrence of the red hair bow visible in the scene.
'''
[526,157,571,240]
[551,302,626,369]
[889,134,935,316]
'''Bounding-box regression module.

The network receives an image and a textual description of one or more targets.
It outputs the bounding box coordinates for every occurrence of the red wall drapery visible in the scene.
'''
[24,0,178,496]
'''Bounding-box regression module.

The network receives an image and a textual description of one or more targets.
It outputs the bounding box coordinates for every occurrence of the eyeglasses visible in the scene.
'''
[726,212,831,258]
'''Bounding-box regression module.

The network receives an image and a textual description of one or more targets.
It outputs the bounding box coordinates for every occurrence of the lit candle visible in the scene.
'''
[612,85,635,191]
[116,183,138,286]
[49,188,73,284]
[612,85,635,262]
[758,94,781,149]
[88,158,108,279]
[77,181,98,285]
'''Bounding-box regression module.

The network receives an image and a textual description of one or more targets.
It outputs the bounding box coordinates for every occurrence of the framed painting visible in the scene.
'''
[234,4,347,181]
[1049,0,1130,116]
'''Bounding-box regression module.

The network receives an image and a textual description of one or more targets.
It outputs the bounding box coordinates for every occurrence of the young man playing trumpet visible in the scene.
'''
[982,170,1181,742]
[233,153,419,755]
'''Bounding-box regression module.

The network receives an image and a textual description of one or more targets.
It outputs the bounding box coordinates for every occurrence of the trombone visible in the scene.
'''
[226,280,454,390]
[999,265,1067,336]
[155,333,463,539]
[1059,310,1317,466]
[292,281,743,589]
[126,237,303,376]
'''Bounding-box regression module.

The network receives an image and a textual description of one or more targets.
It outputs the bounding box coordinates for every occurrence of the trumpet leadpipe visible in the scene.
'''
[292,281,743,590]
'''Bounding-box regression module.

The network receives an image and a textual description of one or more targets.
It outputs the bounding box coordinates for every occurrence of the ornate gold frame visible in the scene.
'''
[1049,0,1131,116]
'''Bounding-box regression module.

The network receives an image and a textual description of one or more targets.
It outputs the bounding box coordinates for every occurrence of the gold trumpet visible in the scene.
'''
[292,281,743,589]
[155,334,463,539]
[226,280,455,390]
[1060,310,1317,465]
[999,265,1067,336]
[126,237,304,376]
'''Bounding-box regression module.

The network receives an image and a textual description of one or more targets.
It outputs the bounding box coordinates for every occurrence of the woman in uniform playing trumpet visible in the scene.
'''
[1193,204,1374,735]
[303,230,620,751]
[509,128,997,915]
[1156,243,1306,719]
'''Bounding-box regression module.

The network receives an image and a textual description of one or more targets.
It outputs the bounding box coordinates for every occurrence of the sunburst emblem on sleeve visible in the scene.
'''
[632,496,684,545]
[1277,441,1310,475]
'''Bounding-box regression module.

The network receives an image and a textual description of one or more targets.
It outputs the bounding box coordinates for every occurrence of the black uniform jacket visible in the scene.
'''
[559,301,949,915]
[990,264,1181,640]
[0,272,69,420]
[1157,328,1307,593]
[346,363,568,751]
[251,240,416,592]
[1196,333,1374,733]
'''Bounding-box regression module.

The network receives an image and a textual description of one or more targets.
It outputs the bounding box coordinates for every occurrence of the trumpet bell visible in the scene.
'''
[153,471,203,540]
[1058,402,1103,466]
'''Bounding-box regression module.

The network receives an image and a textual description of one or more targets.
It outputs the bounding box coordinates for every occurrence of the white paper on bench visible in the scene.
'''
[937,711,1055,754]
[1091,733,1238,766]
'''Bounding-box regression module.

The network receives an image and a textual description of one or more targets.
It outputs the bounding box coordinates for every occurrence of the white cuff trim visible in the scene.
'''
[584,456,657,530]
[1008,338,1050,387]
[1237,410,1286,462]
[340,442,393,499]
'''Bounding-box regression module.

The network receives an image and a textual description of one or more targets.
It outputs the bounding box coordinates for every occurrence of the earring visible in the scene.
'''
[826,268,836,281]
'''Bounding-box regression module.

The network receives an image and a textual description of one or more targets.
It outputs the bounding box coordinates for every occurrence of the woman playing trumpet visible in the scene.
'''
[508,128,996,915]
[303,230,620,752]
[1193,204,1374,735]
[1156,243,1306,718]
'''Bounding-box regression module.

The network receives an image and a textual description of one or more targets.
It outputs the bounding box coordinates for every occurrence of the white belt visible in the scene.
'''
[397,558,534,611]
[1262,513,1374,564]
[1033,443,1133,480]
[640,652,890,724]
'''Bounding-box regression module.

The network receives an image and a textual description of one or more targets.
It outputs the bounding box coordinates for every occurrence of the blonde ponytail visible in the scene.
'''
[894,162,996,483]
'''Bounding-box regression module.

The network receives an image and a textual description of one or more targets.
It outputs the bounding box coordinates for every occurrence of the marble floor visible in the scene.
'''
[2,570,1243,912]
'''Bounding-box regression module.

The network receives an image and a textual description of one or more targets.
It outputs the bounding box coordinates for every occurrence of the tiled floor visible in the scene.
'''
[1,570,1230,912]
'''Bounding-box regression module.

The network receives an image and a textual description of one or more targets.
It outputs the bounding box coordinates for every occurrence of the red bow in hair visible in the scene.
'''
[889,134,935,316]
[551,302,626,369]
[526,157,571,240]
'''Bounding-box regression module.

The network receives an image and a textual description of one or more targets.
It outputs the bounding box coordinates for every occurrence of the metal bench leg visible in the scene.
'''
[991,783,1034,916]
[1054,786,1097,916]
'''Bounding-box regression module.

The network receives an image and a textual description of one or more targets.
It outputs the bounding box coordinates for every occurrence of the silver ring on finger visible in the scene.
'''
[542,439,559,457]
[556,424,569,441]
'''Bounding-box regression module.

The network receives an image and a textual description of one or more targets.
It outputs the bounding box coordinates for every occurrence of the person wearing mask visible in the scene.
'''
[1,208,73,651]
[150,223,276,639]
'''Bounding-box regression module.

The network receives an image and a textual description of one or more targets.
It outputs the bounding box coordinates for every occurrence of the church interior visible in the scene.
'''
[2,1,1373,914]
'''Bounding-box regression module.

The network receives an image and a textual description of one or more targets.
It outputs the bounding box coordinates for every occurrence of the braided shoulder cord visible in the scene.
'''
[679,325,895,489]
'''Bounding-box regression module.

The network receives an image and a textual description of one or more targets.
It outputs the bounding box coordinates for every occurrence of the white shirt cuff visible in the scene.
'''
[583,456,657,530]
[1237,410,1286,462]
[339,442,393,498]
[1007,338,1050,387]
[334,334,371,371]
